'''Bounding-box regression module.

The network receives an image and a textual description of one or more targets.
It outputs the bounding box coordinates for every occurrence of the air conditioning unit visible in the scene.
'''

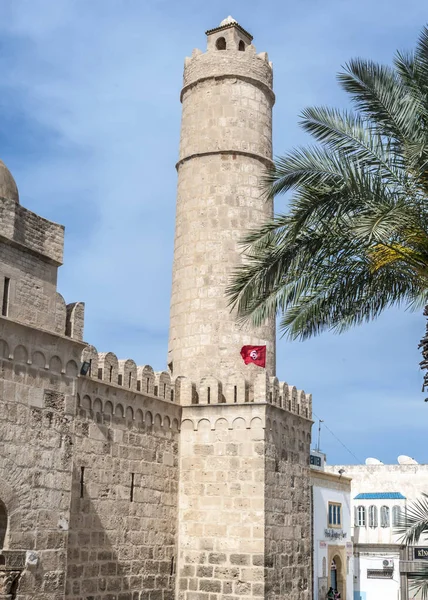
[382,559,394,568]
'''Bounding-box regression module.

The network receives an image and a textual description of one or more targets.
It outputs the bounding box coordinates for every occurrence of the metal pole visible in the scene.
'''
[316,419,324,452]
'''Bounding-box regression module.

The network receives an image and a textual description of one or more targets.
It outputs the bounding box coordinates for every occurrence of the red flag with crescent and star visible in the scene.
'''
[240,345,266,368]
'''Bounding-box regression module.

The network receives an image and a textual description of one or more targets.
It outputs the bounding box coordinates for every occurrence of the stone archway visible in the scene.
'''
[328,546,346,599]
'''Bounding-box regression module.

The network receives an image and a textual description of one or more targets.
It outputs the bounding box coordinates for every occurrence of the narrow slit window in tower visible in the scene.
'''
[137,380,141,391]
[163,383,166,397]
[98,367,103,380]
[234,386,237,403]
[2,278,10,316]
[80,467,85,498]
[147,378,149,393]
[109,366,113,382]
[130,473,135,502]
[118,374,123,386]
[207,387,211,404]
[238,40,245,51]
[0,500,7,548]
[171,390,174,402]
[216,37,226,50]
[129,372,132,388]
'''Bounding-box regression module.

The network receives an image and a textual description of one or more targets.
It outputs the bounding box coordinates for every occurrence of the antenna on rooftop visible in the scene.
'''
[315,419,324,452]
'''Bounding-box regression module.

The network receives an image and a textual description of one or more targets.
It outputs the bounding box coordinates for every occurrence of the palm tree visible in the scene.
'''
[228,27,428,387]
[396,494,428,599]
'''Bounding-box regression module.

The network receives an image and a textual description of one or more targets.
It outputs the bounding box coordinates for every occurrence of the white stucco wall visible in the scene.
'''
[352,497,406,545]
[325,464,428,544]
[325,464,428,502]
[354,553,401,600]
[312,474,353,600]
[325,463,428,599]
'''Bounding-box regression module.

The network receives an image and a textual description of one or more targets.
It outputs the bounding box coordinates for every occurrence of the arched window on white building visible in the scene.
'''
[355,505,366,527]
[368,505,378,528]
[381,505,390,527]
[392,505,401,527]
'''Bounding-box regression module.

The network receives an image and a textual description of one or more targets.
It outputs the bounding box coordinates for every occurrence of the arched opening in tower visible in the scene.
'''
[216,37,226,50]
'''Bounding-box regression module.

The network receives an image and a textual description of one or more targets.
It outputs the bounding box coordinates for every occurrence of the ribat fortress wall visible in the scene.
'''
[0,17,313,600]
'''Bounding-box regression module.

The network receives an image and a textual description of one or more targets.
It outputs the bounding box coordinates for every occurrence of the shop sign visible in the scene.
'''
[324,528,347,540]
[414,547,428,560]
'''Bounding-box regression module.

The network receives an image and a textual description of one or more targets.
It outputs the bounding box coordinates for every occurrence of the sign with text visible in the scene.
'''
[414,547,428,560]
[324,528,347,540]
[310,455,322,467]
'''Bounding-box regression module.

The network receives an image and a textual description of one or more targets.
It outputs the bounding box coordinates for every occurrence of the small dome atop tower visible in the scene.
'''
[205,17,253,52]
[220,16,238,26]
[0,160,19,203]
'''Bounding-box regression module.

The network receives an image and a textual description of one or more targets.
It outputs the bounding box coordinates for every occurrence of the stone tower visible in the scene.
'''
[172,19,313,600]
[168,16,276,384]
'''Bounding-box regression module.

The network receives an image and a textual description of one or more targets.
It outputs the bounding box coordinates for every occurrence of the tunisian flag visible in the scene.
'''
[240,345,266,368]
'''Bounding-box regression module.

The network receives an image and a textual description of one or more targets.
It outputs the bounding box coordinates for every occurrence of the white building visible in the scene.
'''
[353,491,405,600]
[311,450,354,600]
[326,458,428,600]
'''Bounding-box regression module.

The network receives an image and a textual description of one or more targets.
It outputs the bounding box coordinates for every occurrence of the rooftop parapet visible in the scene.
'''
[80,346,312,420]
[0,196,64,266]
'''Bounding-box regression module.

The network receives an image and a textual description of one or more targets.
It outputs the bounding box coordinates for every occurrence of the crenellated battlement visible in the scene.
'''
[181,18,273,108]
[80,346,312,420]
[182,46,274,107]
[175,372,312,420]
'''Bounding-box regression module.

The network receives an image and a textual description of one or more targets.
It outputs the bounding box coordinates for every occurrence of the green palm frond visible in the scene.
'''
[408,572,428,600]
[414,26,428,89]
[228,25,428,343]
[396,493,428,545]
[338,58,417,140]
[299,106,403,183]
[262,146,346,198]
[394,493,428,600]
[280,261,425,340]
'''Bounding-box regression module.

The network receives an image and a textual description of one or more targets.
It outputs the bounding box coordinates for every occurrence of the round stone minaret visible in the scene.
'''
[168,17,276,384]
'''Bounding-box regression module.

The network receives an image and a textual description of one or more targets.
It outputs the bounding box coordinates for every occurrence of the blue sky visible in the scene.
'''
[0,0,427,464]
